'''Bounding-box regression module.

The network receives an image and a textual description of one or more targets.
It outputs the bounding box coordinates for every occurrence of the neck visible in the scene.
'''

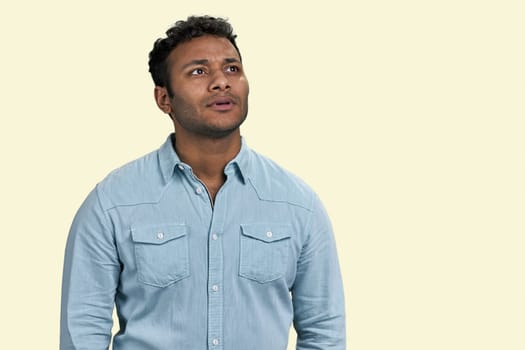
[172,130,241,184]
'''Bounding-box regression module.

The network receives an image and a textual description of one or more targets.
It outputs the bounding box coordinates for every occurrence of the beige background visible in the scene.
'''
[0,0,523,349]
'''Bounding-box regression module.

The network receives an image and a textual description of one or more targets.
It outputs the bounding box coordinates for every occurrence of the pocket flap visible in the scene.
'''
[131,224,187,244]
[240,223,291,243]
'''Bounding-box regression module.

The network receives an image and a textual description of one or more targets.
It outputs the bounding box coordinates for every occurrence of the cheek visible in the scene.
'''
[238,78,250,97]
[172,91,199,109]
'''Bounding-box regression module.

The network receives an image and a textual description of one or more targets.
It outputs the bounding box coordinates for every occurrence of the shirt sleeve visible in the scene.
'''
[292,194,346,349]
[60,185,120,350]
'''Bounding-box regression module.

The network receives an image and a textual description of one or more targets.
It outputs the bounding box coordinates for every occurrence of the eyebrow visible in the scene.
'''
[181,58,241,70]
[224,58,241,64]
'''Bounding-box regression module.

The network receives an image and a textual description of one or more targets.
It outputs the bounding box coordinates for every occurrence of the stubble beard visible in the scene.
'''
[171,94,249,139]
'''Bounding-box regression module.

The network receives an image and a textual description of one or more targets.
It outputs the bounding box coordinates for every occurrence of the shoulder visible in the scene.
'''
[246,150,317,211]
[95,148,165,210]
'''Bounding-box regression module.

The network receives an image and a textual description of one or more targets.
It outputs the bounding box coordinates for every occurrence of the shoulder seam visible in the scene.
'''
[247,177,314,211]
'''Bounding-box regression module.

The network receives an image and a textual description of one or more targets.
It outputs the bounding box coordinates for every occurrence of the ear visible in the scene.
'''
[154,86,172,115]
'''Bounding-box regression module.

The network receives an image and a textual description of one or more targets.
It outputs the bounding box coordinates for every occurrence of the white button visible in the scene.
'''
[266,231,273,238]
[177,164,184,170]
[211,233,218,240]
[212,338,219,346]
[212,284,219,292]
[156,232,164,239]
[195,187,203,194]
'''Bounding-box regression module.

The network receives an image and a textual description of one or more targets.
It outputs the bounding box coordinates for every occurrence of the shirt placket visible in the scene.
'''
[207,212,224,349]
[207,182,228,350]
[184,165,228,350]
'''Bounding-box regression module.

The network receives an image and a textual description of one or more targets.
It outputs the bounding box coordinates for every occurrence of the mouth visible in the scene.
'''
[207,96,236,111]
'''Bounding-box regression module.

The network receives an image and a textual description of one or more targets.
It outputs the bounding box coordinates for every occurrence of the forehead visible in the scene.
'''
[167,35,240,69]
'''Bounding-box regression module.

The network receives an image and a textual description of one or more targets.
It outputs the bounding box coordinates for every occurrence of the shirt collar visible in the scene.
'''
[158,133,251,185]
[225,136,250,184]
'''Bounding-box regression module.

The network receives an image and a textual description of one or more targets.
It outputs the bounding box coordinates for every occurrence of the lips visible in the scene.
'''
[206,96,236,111]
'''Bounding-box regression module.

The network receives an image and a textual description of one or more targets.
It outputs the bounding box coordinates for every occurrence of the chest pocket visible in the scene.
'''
[131,224,190,287]
[239,223,291,283]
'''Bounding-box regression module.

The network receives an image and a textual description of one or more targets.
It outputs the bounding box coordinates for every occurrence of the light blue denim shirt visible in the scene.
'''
[60,134,345,350]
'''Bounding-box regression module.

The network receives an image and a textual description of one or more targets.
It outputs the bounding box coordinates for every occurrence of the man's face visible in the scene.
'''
[161,35,249,139]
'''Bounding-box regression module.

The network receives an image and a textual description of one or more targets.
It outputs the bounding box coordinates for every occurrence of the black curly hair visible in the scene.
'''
[148,15,241,97]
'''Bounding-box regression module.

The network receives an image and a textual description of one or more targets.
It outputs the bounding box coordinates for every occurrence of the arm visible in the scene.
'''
[60,185,120,350]
[292,194,346,349]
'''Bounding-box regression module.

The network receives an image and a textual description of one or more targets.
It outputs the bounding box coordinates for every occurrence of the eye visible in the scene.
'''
[226,65,240,73]
[191,68,205,75]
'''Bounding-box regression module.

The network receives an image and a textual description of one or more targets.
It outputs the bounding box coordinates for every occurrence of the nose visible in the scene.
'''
[209,70,230,91]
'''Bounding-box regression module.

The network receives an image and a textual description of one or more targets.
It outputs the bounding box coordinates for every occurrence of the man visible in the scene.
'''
[60,15,345,349]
